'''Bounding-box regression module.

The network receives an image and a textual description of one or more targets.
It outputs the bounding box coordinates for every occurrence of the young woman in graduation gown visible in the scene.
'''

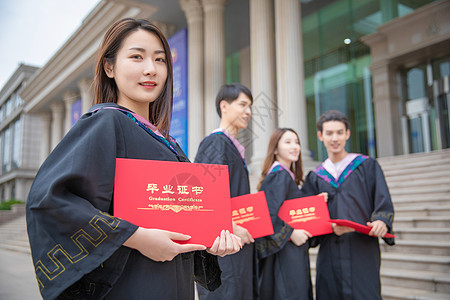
[256,128,317,300]
[26,18,241,300]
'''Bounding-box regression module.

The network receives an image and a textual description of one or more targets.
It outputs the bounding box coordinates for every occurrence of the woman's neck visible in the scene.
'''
[118,101,150,121]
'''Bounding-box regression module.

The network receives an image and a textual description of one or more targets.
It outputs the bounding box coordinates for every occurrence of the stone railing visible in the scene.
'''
[0,204,26,225]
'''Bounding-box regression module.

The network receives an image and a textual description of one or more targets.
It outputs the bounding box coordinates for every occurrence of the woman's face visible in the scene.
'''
[275,130,301,167]
[104,29,168,110]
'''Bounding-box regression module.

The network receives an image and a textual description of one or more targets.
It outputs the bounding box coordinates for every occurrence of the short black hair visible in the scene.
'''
[316,110,350,132]
[215,83,253,117]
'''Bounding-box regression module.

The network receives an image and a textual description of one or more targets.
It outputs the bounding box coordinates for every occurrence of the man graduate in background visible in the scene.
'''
[195,83,256,300]
[302,110,395,300]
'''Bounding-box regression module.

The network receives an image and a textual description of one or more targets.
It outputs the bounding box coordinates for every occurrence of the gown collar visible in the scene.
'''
[212,128,246,161]
[314,154,368,188]
[322,153,358,181]
[268,161,295,182]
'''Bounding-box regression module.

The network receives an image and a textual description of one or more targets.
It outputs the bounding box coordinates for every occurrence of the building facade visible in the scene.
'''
[18,0,450,192]
[0,64,41,202]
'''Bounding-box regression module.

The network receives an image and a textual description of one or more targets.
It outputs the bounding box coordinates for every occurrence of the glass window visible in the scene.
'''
[226,51,241,84]
[0,135,2,175]
[301,0,436,160]
[11,182,15,200]
[5,99,12,117]
[3,128,10,172]
[12,119,21,169]
[406,65,427,100]
[432,55,450,80]
[13,93,23,108]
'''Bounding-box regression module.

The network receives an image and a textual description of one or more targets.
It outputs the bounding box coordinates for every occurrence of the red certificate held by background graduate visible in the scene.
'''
[113,158,232,247]
[231,191,274,239]
[278,194,332,236]
[330,219,396,238]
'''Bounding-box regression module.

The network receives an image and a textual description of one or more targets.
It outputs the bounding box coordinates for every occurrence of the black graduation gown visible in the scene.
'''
[301,155,395,300]
[256,167,313,300]
[195,132,256,300]
[26,103,220,300]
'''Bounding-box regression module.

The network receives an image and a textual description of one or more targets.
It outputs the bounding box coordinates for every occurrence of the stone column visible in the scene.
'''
[249,0,277,180]
[180,0,205,158]
[371,62,402,157]
[63,91,79,134]
[39,111,52,164]
[151,21,176,38]
[50,102,64,150]
[78,78,93,114]
[202,0,226,134]
[14,178,26,202]
[274,0,309,157]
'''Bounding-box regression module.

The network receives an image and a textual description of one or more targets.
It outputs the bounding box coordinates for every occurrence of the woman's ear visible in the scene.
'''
[104,59,114,78]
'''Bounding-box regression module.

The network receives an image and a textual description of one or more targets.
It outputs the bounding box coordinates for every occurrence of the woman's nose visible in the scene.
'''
[144,60,156,76]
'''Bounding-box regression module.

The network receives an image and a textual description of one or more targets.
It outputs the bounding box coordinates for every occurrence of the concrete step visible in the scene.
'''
[381,240,450,256]
[382,285,450,300]
[0,242,31,254]
[0,204,26,225]
[0,215,30,254]
[378,149,450,165]
[381,252,450,273]
[381,158,450,173]
[390,186,450,197]
[384,167,450,181]
[380,268,450,294]
[394,205,450,217]
[388,182,450,194]
[392,227,450,241]
[392,194,450,207]
[385,169,450,183]
[394,216,450,228]
[387,176,450,187]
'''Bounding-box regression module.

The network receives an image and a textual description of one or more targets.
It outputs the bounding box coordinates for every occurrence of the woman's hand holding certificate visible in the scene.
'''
[124,228,242,262]
[206,230,242,257]
[124,228,206,262]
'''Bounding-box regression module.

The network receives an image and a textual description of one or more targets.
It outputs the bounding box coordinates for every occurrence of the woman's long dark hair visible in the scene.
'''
[93,18,173,138]
[257,128,304,190]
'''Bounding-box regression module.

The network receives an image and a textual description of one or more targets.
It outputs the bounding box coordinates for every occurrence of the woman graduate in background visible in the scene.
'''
[256,128,320,300]
[26,18,240,300]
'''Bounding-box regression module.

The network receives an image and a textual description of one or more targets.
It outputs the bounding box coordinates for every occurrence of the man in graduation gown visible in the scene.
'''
[301,110,395,300]
[26,103,221,300]
[195,83,257,299]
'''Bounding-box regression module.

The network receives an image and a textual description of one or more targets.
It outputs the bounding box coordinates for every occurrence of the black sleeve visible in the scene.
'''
[256,171,295,259]
[26,109,138,300]
[195,134,229,165]
[300,171,327,248]
[194,251,221,291]
[366,159,395,246]
[300,171,320,195]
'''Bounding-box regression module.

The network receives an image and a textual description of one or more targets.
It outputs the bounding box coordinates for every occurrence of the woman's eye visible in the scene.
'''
[130,55,142,59]
[156,57,166,63]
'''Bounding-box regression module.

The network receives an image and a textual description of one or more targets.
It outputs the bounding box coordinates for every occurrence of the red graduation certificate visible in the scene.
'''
[113,158,232,247]
[231,191,274,239]
[330,219,396,238]
[278,194,333,236]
